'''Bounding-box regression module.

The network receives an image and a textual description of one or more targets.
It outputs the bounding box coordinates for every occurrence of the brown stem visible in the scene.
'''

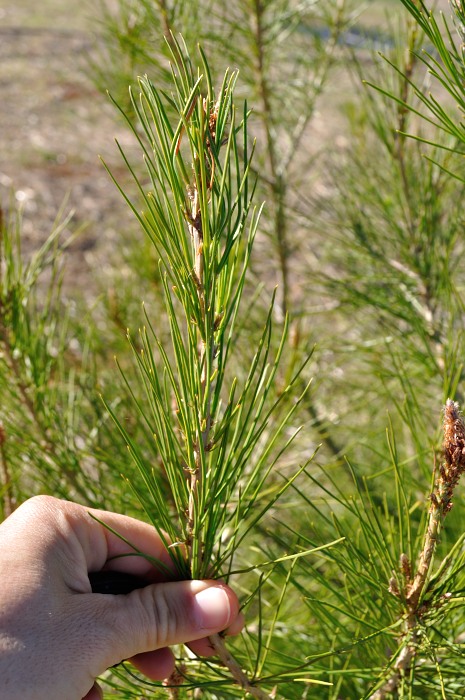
[155,0,173,38]
[370,400,465,699]
[154,0,185,72]
[187,185,205,567]
[370,520,436,699]
[394,18,418,220]
[163,664,186,699]
[209,633,273,700]
[406,511,441,611]
[251,0,289,318]
[408,400,465,607]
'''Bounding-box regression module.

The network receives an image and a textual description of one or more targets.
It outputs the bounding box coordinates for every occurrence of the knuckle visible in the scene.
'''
[134,584,189,650]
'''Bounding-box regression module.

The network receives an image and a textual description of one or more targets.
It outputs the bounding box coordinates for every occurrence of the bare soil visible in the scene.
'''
[0,0,135,294]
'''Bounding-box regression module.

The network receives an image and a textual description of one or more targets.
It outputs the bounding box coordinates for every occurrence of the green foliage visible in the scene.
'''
[0,203,96,509]
[0,202,149,516]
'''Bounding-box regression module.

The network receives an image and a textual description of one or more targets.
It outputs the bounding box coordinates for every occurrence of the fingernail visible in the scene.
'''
[194,586,231,631]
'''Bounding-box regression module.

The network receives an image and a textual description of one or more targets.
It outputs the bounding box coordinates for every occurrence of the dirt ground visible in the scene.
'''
[0,0,135,293]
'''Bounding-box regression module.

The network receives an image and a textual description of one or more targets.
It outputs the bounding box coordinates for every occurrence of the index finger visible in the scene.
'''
[0,497,181,585]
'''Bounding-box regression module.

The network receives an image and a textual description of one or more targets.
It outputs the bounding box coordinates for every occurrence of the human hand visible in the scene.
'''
[0,496,243,700]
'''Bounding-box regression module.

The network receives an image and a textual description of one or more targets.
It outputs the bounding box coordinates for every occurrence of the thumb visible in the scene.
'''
[86,580,238,669]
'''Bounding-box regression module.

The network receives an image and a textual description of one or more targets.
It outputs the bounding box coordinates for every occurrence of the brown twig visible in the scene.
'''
[250,0,289,319]
[163,664,186,700]
[209,633,273,700]
[370,399,465,699]
[393,15,419,233]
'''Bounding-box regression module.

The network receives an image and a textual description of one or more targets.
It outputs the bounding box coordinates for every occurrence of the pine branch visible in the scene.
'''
[208,633,272,700]
[106,39,306,697]
[184,87,275,700]
[370,399,465,699]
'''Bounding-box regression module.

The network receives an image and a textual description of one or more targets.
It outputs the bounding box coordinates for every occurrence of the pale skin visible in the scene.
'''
[0,496,243,700]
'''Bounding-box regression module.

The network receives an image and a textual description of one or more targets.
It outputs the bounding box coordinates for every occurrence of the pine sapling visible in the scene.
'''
[104,37,318,698]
